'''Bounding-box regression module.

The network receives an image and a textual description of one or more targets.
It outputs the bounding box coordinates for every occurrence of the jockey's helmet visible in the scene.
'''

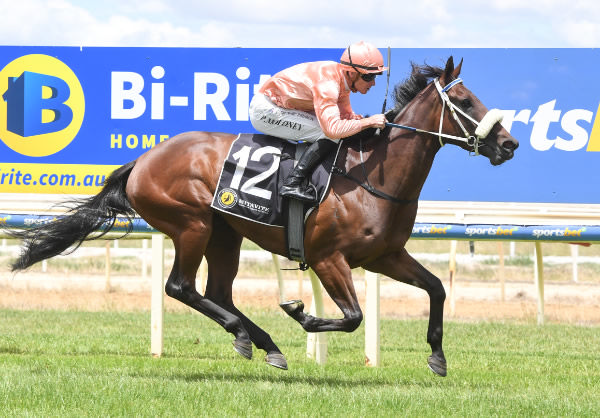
[340,41,387,74]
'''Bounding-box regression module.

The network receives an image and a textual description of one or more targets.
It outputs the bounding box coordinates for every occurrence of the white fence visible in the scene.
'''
[2,194,600,365]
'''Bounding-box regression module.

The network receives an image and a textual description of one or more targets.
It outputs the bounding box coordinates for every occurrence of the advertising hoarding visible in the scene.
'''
[1,47,598,203]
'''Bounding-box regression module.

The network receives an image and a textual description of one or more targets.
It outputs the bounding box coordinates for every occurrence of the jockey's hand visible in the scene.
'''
[361,114,386,130]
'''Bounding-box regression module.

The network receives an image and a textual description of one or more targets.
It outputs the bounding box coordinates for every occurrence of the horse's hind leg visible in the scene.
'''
[164,218,253,360]
[204,215,288,370]
[363,249,447,377]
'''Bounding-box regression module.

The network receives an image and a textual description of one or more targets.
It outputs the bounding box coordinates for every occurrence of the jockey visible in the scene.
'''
[249,41,388,202]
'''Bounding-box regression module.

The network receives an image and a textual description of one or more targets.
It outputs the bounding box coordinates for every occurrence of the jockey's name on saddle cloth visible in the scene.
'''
[210,133,339,227]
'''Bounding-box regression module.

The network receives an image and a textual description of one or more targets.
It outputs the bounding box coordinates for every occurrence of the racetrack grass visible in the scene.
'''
[1,309,598,417]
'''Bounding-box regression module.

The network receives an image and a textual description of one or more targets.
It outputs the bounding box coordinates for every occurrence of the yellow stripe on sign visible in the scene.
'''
[0,163,122,194]
[586,102,600,152]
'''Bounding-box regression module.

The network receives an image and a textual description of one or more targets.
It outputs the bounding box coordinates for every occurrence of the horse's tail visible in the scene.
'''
[11,161,137,272]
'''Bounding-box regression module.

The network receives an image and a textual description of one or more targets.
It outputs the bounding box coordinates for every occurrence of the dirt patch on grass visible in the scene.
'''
[1,275,599,325]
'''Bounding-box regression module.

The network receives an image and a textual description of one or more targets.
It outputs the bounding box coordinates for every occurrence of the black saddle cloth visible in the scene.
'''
[210,133,340,227]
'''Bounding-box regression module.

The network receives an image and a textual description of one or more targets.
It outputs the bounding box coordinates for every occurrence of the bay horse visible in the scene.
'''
[10,57,518,376]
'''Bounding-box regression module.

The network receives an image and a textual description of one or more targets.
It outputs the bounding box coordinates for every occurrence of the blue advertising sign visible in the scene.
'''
[0,47,598,203]
[411,223,599,242]
[3,213,599,243]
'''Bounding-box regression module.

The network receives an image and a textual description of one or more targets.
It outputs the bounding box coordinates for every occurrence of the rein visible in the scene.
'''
[332,76,503,205]
[332,135,417,205]
[332,164,417,205]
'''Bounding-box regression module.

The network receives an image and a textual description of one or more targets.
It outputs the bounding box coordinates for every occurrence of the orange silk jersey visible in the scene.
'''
[258,61,363,139]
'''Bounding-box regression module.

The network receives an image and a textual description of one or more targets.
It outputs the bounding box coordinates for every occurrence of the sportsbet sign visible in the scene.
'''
[0,47,598,203]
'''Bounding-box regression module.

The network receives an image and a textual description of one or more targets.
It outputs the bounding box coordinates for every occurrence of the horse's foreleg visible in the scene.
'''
[281,253,363,333]
[363,249,447,377]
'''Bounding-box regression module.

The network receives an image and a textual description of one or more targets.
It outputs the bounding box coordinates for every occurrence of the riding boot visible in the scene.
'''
[280,138,337,202]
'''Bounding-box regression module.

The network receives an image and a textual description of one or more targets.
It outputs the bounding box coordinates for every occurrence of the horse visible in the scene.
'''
[9,56,518,376]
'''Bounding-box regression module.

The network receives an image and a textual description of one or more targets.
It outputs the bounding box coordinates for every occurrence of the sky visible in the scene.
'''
[0,0,599,48]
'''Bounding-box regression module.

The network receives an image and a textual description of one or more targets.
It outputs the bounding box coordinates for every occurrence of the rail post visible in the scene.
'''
[571,244,579,283]
[534,242,545,325]
[105,241,111,292]
[498,242,505,302]
[306,269,327,364]
[150,233,165,357]
[364,270,380,366]
[448,240,458,316]
[271,254,286,303]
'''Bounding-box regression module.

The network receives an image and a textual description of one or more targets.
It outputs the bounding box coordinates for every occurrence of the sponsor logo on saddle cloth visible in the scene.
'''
[211,133,339,227]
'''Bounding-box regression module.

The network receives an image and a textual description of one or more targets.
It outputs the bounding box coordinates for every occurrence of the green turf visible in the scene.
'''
[1,309,598,417]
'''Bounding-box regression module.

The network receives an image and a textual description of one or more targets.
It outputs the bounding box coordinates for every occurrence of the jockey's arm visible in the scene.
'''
[314,81,385,139]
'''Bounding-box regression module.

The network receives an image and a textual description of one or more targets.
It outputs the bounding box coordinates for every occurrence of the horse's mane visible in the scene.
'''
[386,62,445,122]
[346,61,445,146]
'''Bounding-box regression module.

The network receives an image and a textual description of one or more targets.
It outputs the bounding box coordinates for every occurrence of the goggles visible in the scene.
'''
[360,72,381,82]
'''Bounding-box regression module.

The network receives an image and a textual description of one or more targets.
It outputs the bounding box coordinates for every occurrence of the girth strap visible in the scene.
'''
[286,143,309,270]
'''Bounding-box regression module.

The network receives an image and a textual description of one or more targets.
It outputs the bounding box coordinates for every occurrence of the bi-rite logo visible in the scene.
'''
[0,54,85,157]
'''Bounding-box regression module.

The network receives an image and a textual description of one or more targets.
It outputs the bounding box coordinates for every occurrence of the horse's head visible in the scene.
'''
[435,56,519,165]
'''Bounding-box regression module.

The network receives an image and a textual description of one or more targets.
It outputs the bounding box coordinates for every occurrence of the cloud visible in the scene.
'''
[1,0,600,47]
[558,19,600,47]
[0,0,94,45]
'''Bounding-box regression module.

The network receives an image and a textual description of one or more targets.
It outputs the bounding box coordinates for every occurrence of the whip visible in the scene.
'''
[375,46,391,136]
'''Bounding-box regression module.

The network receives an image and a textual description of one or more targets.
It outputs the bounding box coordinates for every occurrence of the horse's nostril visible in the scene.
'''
[502,140,518,151]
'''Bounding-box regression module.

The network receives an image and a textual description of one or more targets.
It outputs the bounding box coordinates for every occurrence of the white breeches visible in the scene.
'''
[249,94,336,143]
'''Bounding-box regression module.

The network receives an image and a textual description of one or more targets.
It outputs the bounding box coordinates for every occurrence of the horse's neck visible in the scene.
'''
[367,118,439,201]
[381,90,443,199]
[380,133,438,201]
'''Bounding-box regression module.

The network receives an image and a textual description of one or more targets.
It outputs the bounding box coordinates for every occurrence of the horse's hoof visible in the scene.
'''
[427,355,447,377]
[232,339,253,360]
[265,353,288,370]
[279,300,304,316]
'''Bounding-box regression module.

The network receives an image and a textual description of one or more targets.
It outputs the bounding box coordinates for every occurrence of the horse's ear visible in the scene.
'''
[442,56,455,84]
[452,58,463,79]
[442,56,463,84]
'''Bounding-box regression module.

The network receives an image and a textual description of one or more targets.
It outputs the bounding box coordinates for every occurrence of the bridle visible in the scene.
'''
[333,76,504,204]
[386,77,504,156]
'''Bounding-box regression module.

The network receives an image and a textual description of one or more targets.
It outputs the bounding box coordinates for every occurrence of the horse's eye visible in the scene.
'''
[461,98,473,110]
